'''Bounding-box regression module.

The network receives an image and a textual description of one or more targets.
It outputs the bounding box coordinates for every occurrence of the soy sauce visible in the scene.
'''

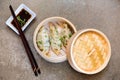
[11,9,31,27]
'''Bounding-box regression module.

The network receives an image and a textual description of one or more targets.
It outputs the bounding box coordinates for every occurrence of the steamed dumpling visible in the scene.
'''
[36,26,50,57]
[58,21,72,47]
[49,22,62,55]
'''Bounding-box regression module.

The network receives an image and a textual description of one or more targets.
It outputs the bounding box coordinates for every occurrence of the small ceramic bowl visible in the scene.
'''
[6,4,36,35]
[67,29,111,74]
[33,17,77,63]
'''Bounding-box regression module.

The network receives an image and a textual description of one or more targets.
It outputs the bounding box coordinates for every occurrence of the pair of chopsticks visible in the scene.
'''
[9,5,41,76]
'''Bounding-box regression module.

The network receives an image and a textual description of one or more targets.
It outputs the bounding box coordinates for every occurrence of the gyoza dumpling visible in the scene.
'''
[57,21,72,47]
[36,26,50,57]
[49,22,62,55]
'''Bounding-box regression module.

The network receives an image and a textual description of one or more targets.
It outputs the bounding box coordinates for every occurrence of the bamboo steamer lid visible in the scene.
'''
[67,29,111,74]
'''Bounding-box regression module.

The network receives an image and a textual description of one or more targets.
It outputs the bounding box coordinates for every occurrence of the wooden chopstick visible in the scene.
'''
[9,5,41,76]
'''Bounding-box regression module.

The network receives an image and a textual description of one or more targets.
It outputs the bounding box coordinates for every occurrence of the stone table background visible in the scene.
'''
[0,0,120,80]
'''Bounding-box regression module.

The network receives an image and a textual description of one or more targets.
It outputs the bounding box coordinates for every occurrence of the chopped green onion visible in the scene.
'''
[17,16,26,26]
[37,41,42,44]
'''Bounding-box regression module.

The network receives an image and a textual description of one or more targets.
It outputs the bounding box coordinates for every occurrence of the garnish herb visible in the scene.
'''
[17,16,26,26]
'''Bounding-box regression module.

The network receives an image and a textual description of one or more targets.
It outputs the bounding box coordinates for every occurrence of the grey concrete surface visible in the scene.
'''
[0,0,120,80]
